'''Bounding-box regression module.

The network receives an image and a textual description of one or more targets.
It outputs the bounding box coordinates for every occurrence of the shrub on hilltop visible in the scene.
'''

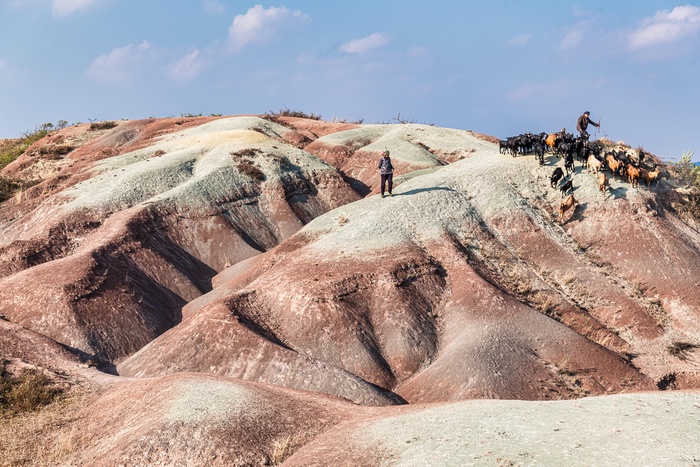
[262,107,323,124]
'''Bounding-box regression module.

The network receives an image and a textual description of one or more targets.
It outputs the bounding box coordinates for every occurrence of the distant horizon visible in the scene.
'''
[1,112,697,164]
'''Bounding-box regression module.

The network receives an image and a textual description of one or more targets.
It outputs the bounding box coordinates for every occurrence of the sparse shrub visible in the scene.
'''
[657,372,677,390]
[231,148,260,158]
[0,177,38,204]
[0,177,21,203]
[667,341,698,360]
[262,108,322,123]
[237,161,266,182]
[350,138,371,150]
[181,112,203,118]
[0,364,64,417]
[668,150,699,186]
[0,122,61,170]
[331,116,364,124]
[31,144,76,160]
[88,121,119,131]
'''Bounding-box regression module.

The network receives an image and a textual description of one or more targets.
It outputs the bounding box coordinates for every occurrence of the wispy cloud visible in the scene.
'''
[407,45,429,59]
[505,33,532,47]
[340,33,390,54]
[227,5,311,53]
[628,5,700,49]
[52,0,103,18]
[559,21,593,50]
[163,50,206,82]
[86,41,154,85]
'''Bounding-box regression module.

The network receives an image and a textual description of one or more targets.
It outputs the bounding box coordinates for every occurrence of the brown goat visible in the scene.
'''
[587,155,603,174]
[627,165,641,188]
[597,172,609,196]
[558,194,578,223]
[639,167,660,188]
[606,154,622,179]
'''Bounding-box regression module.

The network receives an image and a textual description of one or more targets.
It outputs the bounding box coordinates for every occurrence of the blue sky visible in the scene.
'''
[1,1,699,161]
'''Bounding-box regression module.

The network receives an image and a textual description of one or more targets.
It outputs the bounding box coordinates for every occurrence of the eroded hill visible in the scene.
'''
[2,115,700,465]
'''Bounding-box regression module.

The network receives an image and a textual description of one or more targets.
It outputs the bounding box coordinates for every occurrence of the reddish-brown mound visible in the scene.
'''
[0,117,360,364]
[56,373,360,466]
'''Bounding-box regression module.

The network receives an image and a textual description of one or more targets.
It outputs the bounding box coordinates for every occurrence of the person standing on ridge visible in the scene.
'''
[576,111,599,141]
[378,149,394,198]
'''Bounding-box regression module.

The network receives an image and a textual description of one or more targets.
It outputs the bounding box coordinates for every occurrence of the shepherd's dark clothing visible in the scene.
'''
[378,156,393,196]
[576,113,599,140]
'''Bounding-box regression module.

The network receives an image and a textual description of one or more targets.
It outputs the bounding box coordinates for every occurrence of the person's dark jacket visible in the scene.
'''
[576,113,599,133]
[378,157,393,174]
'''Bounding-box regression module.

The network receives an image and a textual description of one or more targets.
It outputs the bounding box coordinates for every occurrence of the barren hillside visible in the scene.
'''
[1,115,700,465]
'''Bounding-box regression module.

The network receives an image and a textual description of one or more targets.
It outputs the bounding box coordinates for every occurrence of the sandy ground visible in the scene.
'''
[286,391,700,466]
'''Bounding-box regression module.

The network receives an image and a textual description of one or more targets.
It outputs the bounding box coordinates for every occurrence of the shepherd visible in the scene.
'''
[576,111,599,141]
[378,149,394,198]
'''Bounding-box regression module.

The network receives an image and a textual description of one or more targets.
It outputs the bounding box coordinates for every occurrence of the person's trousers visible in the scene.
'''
[380,173,393,195]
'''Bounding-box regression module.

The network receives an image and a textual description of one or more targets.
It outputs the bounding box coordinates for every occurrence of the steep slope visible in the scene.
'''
[121,126,700,402]
[0,117,359,363]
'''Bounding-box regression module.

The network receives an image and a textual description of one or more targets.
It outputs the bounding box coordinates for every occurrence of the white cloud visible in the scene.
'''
[86,41,154,85]
[340,33,390,54]
[505,33,532,47]
[559,21,592,50]
[227,5,311,53]
[163,50,205,82]
[628,5,700,49]
[52,0,103,18]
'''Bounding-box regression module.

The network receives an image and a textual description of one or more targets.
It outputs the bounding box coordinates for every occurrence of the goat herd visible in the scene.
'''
[499,131,661,223]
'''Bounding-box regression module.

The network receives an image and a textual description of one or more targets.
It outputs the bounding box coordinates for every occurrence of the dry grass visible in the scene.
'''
[0,365,64,417]
[0,385,92,467]
[268,435,297,465]
[0,362,85,466]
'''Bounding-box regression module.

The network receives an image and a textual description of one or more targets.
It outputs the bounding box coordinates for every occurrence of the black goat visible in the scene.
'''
[560,178,573,197]
[550,167,564,188]
[534,141,545,165]
[564,153,574,174]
